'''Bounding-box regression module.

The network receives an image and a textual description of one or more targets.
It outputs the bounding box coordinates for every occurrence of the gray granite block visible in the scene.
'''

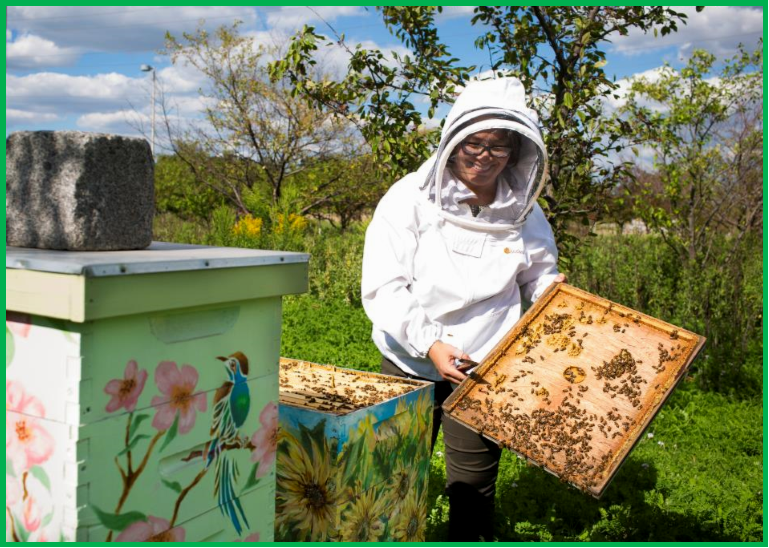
[6,131,154,251]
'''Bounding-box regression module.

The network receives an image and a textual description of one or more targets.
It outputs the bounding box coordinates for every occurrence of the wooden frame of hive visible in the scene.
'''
[443,283,706,498]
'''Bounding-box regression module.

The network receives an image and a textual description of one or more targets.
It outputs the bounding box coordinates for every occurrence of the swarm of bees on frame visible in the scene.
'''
[279,359,420,414]
[451,297,689,491]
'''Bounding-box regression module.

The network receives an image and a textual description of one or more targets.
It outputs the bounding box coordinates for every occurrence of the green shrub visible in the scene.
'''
[154,155,227,220]
[568,234,763,397]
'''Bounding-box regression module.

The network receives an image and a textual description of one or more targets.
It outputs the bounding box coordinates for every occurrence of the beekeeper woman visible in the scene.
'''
[361,77,565,541]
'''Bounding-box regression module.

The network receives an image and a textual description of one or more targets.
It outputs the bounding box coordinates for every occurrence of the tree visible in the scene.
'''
[270,6,696,259]
[286,154,386,230]
[620,43,763,263]
[620,43,763,385]
[154,154,227,221]
[161,23,368,219]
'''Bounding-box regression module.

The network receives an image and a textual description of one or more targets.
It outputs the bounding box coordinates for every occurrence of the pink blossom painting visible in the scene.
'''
[250,401,278,479]
[115,516,186,542]
[150,361,207,434]
[6,381,55,474]
[104,360,148,413]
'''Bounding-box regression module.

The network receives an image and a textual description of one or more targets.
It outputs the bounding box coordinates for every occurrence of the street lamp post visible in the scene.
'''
[140,64,156,158]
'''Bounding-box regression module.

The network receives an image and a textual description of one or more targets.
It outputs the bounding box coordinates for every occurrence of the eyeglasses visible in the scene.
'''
[460,141,513,158]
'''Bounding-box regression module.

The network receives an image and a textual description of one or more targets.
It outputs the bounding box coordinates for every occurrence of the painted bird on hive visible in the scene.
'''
[206,351,251,536]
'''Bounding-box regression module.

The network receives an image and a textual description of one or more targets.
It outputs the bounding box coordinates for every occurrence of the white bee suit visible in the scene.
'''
[362,78,560,381]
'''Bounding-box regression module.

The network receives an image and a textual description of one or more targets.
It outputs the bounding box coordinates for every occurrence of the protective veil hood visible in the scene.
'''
[421,78,548,231]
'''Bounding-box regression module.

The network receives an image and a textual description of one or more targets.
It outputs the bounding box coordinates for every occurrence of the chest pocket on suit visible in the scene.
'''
[450,231,487,258]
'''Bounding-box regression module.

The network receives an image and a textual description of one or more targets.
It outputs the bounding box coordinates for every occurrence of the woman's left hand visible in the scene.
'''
[554,273,567,283]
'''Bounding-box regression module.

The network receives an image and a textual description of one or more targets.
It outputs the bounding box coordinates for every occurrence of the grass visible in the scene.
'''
[156,214,765,542]
[281,291,764,542]
[421,388,764,542]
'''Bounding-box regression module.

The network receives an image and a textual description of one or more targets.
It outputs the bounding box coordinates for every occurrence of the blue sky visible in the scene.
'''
[5,6,764,146]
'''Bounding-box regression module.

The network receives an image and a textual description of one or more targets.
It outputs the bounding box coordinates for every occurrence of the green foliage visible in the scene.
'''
[153,213,209,245]
[271,7,695,262]
[424,436,449,541]
[208,205,238,248]
[287,154,389,230]
[281,295,380,371]
[162,23,372,223]
[470,7,695,262]
[270,7,469,180]
[280,224,380,369]
[620,43,763,264]
[153,154,226,220]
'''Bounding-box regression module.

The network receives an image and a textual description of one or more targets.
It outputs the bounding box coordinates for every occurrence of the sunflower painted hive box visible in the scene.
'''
[443,283,705,498]
[5,242,309,542]
[276,358,434,542]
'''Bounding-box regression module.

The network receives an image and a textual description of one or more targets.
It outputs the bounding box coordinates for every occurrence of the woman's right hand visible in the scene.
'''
[428,340,471,384]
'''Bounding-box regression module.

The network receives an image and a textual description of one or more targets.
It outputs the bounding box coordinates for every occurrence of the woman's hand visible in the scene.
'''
[428,340,472,384]
[554,273,567,283]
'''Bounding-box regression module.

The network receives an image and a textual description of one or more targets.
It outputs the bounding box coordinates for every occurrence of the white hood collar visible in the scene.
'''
[421,78,549,231]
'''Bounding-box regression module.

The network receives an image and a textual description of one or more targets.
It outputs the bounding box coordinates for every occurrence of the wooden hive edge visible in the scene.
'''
[279,357,431,416]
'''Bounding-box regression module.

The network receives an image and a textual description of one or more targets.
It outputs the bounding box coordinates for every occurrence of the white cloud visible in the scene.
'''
[265,6,366,31]
[436,6,475,20]
[76,109,141,134]
[6,34,80,69]
[603,67,668,113]
[6,71,152,127]
[6,108,59,124]
[5,12,414,144]
[611,6,763,59]
[156,62,208,96]
[6,29,12,41]
[7,6,258,53]
[5,66,212,137]
[8,72,137,101]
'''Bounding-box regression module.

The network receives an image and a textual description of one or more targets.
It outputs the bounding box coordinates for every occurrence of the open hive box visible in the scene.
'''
[276,358,434,542]
[443,283,705,498]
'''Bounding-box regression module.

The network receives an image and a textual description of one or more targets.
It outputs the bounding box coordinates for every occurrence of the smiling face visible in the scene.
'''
[450,130,514,201]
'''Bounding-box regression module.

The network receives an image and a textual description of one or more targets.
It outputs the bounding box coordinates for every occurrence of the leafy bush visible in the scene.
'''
[154,155,227,220]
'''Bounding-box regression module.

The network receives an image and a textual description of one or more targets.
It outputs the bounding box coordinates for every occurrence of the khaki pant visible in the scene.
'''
[381,358,502,541]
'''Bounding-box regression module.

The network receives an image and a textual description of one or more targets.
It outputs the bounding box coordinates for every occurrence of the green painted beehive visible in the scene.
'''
[5,242,309,542]
[276,358,434,543]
